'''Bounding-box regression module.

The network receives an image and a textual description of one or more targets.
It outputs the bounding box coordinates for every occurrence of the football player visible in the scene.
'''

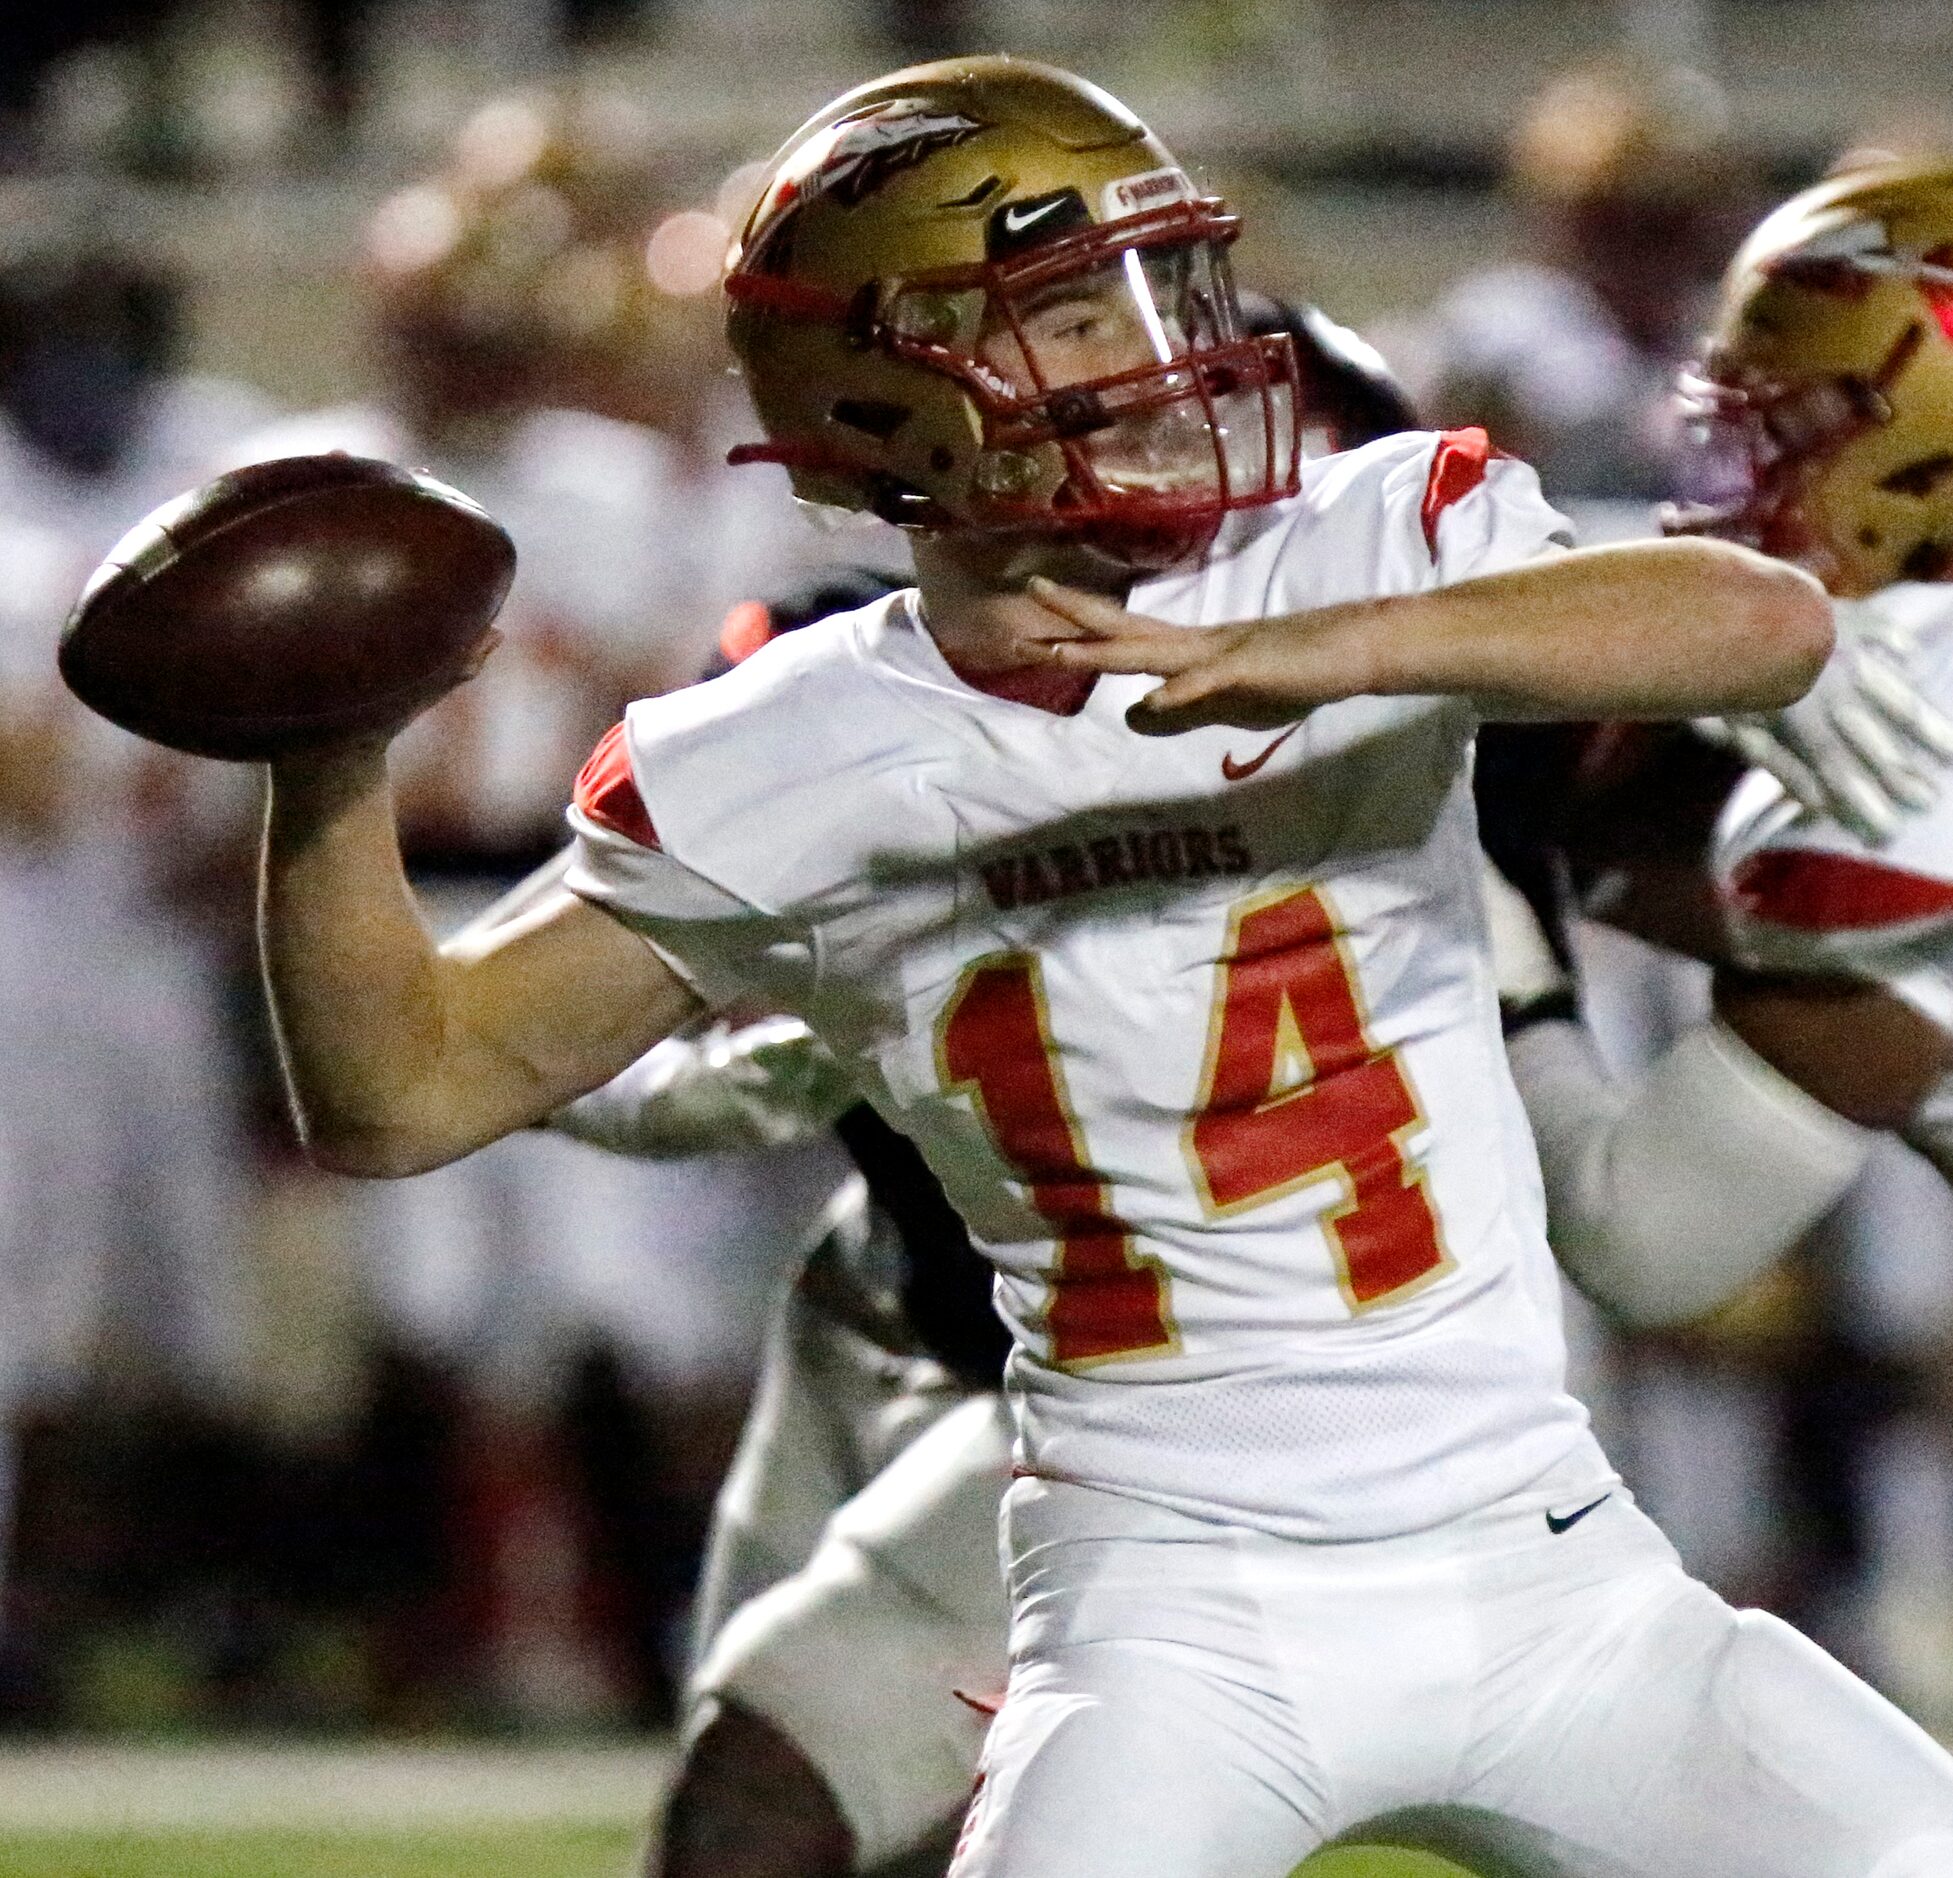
[252,58,1953,1878]
[1509,159,1953,1324]
[548,251,1953,1876]
[546,305,1429,1878]
[1386,54,1752,508]
[1697,158,1953,1141]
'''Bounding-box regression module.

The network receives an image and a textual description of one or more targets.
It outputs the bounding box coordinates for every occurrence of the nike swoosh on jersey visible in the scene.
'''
[1544,1493,1612,1536]
[1220,724,1301,781]
[1001,198,1069,235]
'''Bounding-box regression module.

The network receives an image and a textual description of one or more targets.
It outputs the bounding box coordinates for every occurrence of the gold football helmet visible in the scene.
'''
[1672,160,1953,595]
[723,57,1301,567]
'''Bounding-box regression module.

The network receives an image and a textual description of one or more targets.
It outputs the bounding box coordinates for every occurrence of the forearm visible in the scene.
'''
[259,746,455,1171]
[1362,539,1831,721]
[262,759,700,1177]
[1510,1014,1874,1327]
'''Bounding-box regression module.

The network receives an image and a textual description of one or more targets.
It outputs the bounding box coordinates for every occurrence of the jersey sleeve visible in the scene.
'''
[1416,427,1574,584]
[563,718,778,1008]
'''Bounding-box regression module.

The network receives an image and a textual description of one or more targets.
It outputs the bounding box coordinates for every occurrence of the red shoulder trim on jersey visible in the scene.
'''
[719,599,775,666]
[1727,848,1953,931]
[573,722,660,851]
[1420,426,1496,559]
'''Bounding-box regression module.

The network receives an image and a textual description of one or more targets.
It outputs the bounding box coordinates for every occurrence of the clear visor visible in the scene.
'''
[888,238,1297,508]
[1672,369,1765,516]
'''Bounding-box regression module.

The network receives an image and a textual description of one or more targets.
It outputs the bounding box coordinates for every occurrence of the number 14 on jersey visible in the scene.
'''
[937,884,1452,1368]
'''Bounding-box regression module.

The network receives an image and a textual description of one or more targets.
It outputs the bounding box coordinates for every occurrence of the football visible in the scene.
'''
[58,454,517,761]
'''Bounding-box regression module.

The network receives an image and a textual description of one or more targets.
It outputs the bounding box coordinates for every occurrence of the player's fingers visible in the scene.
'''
[1048,629,1215,675]
[1122,669,1231,734]
[1026,576,1158,640]
[1858,653,1953,760]
[1125,665,1301,735]
[1779,736,1893,841]
[1750,739,1870,834]
[1835,770,1899,844]
[1830,700,1937,810]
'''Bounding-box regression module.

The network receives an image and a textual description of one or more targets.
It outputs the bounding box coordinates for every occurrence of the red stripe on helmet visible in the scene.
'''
[573,722,660,851]
[722,272,856,321]
[1728,848,1953,931]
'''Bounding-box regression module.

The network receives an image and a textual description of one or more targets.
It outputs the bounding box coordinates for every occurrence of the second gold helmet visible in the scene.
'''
[1674,160,1953,594]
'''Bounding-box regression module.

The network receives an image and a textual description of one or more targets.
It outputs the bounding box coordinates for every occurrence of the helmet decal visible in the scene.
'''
[1101,167,1195,221]
[985,188,1092,258]
[752,100,985,253]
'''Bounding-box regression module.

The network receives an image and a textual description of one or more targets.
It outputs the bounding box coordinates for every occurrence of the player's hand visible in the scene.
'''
[267,627,503,781]
[1029,579,1370,734]
[1693,591,1953,844]
[1481,860,1573,1032]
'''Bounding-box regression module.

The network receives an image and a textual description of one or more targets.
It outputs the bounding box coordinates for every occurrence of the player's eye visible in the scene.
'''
[1032,301,1100,343]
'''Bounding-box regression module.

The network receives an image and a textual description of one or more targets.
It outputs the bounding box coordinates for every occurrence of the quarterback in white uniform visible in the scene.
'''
[250,60,1952,1878]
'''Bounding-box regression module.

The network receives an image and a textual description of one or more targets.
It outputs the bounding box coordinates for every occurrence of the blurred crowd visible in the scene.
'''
[1,0,1953,1742]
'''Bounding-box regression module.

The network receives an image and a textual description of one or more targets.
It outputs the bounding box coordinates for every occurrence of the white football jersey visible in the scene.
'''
[1717,583,1953,1027]
[568,430,1608,1540]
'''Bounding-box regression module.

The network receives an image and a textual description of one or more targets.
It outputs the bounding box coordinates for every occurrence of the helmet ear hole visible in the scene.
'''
[831,398,910,440]
[1901,540,1953,582]
[865,473,940,526]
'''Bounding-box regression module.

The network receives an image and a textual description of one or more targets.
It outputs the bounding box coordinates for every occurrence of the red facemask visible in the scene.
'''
[729,197,1304,569]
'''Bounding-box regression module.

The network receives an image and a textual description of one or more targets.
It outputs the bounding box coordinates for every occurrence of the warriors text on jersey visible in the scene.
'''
[568,429,1611,1541]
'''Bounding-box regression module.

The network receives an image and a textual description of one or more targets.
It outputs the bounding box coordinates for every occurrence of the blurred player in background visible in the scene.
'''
[223,91,860,1722]
[1677,158,1953,1697]
[1385,55,1754,519]
[0,187,271,1645]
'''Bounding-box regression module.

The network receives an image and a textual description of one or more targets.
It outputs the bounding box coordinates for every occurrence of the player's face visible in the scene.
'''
[978,263,1180,393]
[975,244,1283,503]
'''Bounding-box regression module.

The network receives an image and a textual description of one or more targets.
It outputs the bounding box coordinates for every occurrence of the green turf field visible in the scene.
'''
[0,1829,1481,1878]
[0,1826,641,1878]
[0,1747,1486,1878]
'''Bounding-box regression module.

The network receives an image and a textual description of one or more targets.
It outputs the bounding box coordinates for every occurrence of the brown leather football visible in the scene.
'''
[58,454,517,761]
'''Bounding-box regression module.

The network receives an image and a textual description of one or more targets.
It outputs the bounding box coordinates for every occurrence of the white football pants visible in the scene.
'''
[952,1463,1953,1878]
